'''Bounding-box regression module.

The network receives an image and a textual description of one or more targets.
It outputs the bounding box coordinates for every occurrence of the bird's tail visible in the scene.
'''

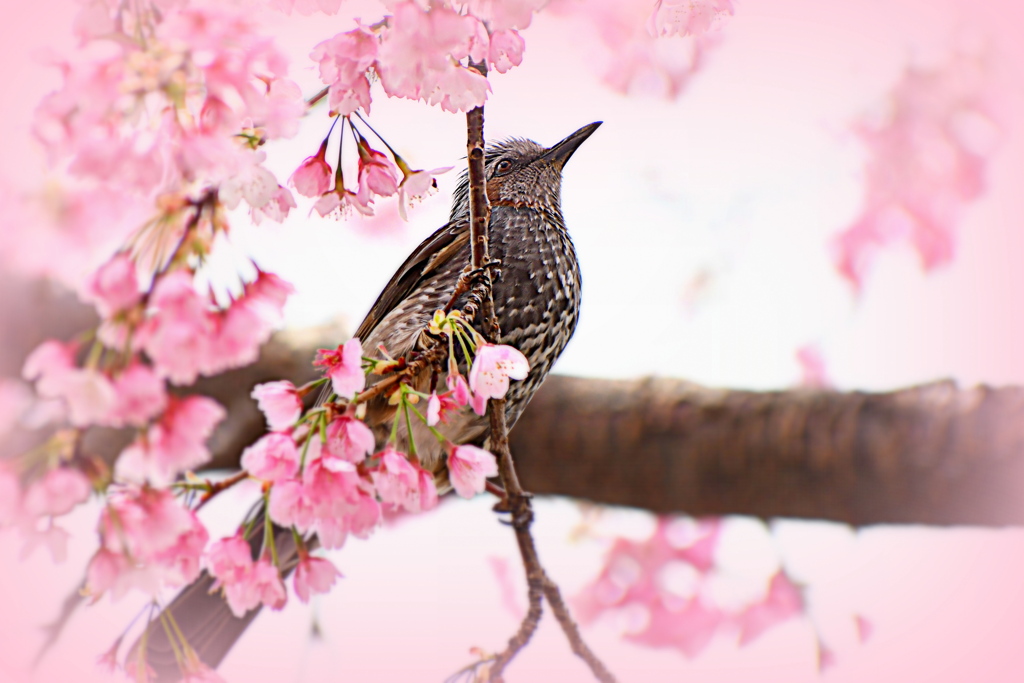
[127,506,301,682]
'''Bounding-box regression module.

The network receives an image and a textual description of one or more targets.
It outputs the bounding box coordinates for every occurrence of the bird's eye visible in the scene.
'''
[495,158,513,174]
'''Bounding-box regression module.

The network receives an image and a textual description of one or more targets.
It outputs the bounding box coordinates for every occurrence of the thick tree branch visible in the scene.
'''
[5,274,1024,527]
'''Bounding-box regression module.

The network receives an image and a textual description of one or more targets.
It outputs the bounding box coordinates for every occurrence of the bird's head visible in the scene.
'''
[450,122,601,220]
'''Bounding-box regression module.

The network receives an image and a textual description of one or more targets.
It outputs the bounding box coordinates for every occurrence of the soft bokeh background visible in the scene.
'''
[2,0,1024,681]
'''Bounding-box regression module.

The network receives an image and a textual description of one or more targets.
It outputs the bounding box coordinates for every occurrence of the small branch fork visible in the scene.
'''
[463,71,617,683]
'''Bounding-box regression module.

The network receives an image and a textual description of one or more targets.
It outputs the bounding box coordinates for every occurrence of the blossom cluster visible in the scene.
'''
[574,518,810,659]
[832,54,999,292]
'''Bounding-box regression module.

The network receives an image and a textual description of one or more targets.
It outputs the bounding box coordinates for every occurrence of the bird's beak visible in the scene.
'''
[543,121,602,169]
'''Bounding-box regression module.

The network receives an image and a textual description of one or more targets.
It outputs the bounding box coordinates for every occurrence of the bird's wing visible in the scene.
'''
[354,219,470,342]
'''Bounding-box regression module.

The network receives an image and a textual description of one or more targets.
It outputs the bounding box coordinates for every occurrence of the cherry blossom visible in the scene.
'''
[468,343,529,400]
[81,252,141,318]
[22,340,118,427]
[294,555,342,603]
[574,518,728,657]
[647,0,734,38]
[139,270,219,385]
[251,380,303,432]
[356,145,400,203]
[241,433,300,482]
[313,175,375,217]
[314,337,366,397]
[268,479,317,532]
[108,362,168,428]
[115,395,226,486]
[396,165,451,220]
[219,151,280,213]
[207,534,286,617]
[467,0,546,31]
[376,2,491,112]
[88,487,209,599]
[22,467,92,518]
[310,24,378,116]
[251,185,297,225]
[141,270,293,384]
[426,391,460,426]
[447,444,498,499]
[833,56,997,291]
[370,446,420,510]
[323,416,376,463]
[557,0,726,99]
[488,30,525,74]
[290,139,334,198]
[271,0,343,16]
[736,571,804,646]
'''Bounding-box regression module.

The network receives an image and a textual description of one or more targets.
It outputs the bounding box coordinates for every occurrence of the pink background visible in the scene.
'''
[2,0,1024,681]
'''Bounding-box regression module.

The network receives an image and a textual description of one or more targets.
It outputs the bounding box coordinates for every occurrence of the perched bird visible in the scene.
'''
[136,121,601,680]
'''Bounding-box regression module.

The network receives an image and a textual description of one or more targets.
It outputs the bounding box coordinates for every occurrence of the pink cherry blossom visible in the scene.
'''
[737,571,804,646]
[411,465,439,512]
[251,381,302,432]
[108,362,168,427]
[310,24,378,115]
[447,373,473,406]
[469,343,529,400]
[304,454,362,512]
[314,337,366,398]
[241,433,300,482]
[271,0,343,16]
[356,146,400,202]
[207,535,254,587]
[313,179,375,217]
[22,339,118,427]
[294,555,341,603]
[377,2,491,112]
[290,139,334,198]
[89,487,209,599]
[427,390,460,426]
[139,270,218,384]
[220,151,280,212]
[251,185,297,225]
[81,252,141,318]
[142,269,294,384]
[647,0,734,38]
[115,395,226,486]
[796,345,831,389]
[208,536,286,616]
[468,0,546,31]
[346,490,382,539]
[323,416,376,463]
[397,166,451,220]
[22,467,92,518]
[249,558,288,610]
[488,30,525,74]
[832,56,997,291]
[429,65,492,114]
[370,446,420,510]
[268,479,317,532]
[447,444,498,499]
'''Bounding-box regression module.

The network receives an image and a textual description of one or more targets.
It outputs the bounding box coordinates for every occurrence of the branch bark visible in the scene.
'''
[5,273,1024,527]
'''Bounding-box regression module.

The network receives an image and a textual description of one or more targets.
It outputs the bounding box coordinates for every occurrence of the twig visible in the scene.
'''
[463,80,617,682]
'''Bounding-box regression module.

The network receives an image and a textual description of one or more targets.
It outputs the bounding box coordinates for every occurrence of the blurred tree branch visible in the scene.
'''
[5,273,1023,527]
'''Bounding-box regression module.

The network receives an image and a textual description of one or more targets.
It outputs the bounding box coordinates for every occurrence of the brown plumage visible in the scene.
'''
[135,122,601,680]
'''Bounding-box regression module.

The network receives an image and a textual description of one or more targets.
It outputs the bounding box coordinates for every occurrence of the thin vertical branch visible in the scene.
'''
[463,77,616,683]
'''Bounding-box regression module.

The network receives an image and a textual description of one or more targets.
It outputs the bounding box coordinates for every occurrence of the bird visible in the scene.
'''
[134,121,602,680]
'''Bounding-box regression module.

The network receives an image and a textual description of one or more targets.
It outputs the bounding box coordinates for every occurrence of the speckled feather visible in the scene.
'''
[356,135,589,479]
